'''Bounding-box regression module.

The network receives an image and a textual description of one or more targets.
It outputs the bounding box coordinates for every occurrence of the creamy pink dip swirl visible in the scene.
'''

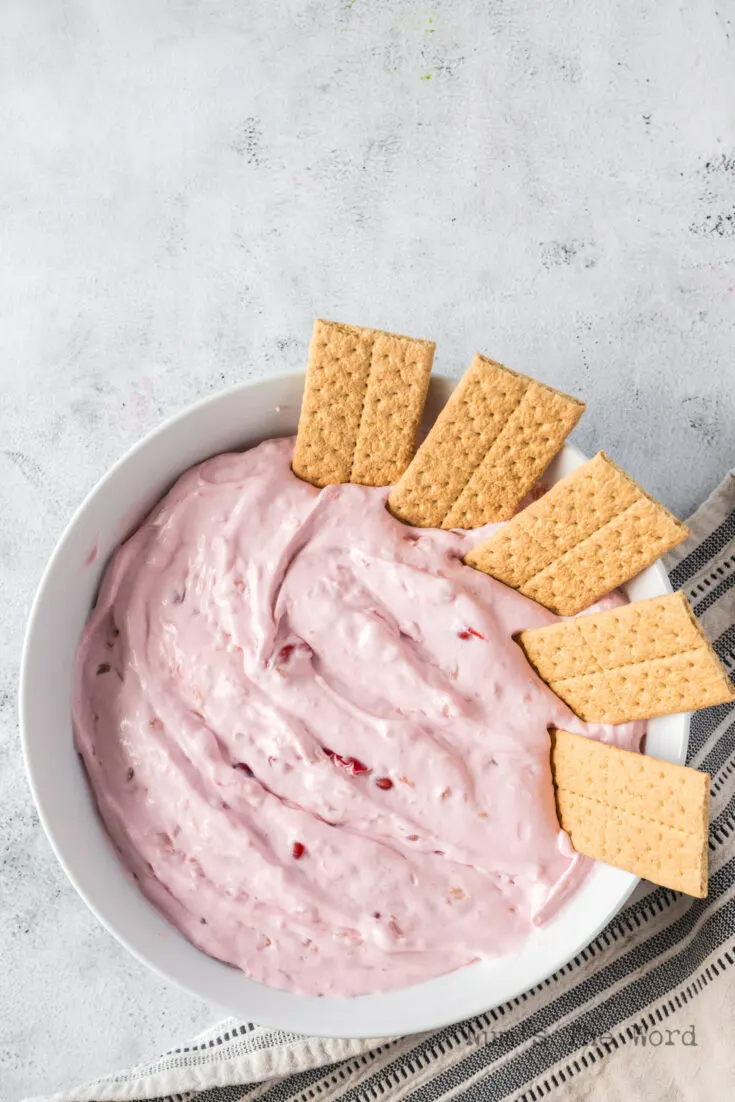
[72,437,644,996]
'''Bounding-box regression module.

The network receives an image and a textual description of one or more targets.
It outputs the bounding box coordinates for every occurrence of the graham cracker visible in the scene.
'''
[550,729,709,897]
[464,452,689,615]
[519,592,735,723]
[387,354,585,528]
[291,319,435,488]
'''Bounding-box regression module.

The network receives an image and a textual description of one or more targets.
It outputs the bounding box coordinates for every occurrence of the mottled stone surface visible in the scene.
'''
[1,0,733,1097]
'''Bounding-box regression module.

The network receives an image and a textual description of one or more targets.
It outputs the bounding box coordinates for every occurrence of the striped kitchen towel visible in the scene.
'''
[27,473,735,1102]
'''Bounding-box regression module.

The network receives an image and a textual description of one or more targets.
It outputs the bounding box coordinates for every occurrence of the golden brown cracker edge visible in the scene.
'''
[292,319,435,488]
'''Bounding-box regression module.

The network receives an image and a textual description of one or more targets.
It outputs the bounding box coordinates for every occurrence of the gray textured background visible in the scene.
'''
[2,0,734,1096]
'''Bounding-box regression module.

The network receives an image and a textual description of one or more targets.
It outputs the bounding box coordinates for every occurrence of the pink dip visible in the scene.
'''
[72,437,644,996]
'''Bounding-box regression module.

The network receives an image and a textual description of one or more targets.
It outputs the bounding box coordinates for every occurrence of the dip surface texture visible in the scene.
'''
[72,437,644,995]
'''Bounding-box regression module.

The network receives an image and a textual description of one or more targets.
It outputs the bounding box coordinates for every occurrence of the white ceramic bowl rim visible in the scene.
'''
[19,371,689,1037]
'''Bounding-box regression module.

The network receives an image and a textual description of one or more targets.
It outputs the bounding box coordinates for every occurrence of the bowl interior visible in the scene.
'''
[20,372,688,1037]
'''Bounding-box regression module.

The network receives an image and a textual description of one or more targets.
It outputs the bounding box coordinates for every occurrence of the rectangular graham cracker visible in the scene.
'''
[291,319,435,488]
[464,451,690,615]
[550,729,710,897]
[519,592,735,723]
[387,354,585,528]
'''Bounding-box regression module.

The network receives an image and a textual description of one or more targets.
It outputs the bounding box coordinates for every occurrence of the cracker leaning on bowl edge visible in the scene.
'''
[291,319,435,488]
[387,351,585,527]
[518,591,735,723]
[464,451,690,616]
[550,730,710,898]
[291,319,732,899]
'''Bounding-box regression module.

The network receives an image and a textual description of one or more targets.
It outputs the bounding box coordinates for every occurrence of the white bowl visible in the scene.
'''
[20,372,689,1038]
